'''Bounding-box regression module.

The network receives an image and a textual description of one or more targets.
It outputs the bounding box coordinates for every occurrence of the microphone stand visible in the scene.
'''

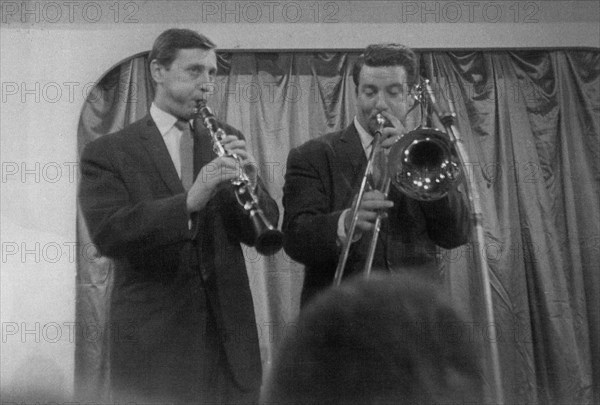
[423,81,504,404]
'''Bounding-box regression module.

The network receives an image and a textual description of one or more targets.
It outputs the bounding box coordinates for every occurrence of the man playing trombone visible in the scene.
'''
[283,43,471,305]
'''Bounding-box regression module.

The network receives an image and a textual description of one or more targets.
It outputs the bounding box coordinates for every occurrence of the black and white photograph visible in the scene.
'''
[1,1,598,404]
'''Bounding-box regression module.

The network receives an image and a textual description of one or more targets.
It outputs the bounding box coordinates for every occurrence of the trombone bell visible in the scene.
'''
[387,128,461,201]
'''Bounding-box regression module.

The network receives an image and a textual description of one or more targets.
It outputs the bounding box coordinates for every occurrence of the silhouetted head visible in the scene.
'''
[262,273,483,404]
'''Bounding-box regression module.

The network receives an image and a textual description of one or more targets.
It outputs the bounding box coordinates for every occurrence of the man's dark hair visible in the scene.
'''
[148,28,216,68]
[262,273,484,404]
[352,43,418,89]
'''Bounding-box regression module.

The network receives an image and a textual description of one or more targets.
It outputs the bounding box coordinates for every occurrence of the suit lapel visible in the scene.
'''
[192,124,217,175]
[138,115,184,195]
[190,122,218,245]
[334,123,368,195]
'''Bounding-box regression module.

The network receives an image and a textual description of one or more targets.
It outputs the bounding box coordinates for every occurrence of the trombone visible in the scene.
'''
[333,80,462,285]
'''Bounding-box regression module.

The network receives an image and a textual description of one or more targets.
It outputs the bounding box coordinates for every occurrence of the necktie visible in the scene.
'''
[365,139,373,159]
[176,120,194,191]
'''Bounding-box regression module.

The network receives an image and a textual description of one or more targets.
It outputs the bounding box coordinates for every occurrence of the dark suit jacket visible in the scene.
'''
[78,115,279,402]
[283,123,470,305]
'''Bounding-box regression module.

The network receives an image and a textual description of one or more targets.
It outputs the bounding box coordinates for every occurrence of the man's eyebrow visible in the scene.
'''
[386,83,407,90]
[186,63,205,70]
[186,62,217,72]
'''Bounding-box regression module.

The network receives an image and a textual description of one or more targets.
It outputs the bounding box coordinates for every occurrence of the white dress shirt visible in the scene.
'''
[150,103,193,229]
[354,116,375,158]
[150,103,191,179]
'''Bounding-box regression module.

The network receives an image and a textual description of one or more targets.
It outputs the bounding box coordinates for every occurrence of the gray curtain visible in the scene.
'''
[76,50,599,404]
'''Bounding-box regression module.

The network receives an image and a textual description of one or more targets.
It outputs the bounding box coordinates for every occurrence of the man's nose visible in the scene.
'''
[374,92,388,111]
[197,74,215,95]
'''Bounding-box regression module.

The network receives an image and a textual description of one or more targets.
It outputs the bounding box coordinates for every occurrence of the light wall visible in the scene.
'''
[1,0,598,400]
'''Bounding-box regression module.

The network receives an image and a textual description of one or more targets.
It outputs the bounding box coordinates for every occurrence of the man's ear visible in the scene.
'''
[149,60,164,84]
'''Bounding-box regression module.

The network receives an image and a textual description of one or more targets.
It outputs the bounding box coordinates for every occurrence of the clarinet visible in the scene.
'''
[194,100,283,255]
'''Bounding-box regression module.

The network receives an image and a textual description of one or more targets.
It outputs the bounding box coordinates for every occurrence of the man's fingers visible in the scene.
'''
[378,111,407,148]
[380,110,404,130]
[353,190,393,211]
[200,157,243,183]
[381,131,403,148]
[221,137,246,153]
[360,200,394,211]
[219,135,242,145]
[227,148,248,160]
[221,138,256,168]
[346,206,391,233]
[356,221,375,232]
[359,191,393,209]
[362,190,387,199]
[358,211,378,222]
[223,139,246,150]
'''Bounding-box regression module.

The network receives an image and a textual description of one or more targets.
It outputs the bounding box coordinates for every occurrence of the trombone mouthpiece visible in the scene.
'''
[370,113,388,136]
[194,99,207,114]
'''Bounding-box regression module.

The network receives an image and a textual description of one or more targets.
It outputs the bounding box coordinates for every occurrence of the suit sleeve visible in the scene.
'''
[217,177,280,248]
[78,137,192,258]
[282,146,342,267]
[418,178,471,249]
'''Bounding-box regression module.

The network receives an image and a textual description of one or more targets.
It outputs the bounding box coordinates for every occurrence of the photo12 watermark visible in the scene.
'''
[0,1,142,24]
[1,80,139,105]
[1,161,79,184]
[0,158,550,190]
[398,1,541,24]
[199,1,340,23]
[1,78,554,111]
[1,240,101,265]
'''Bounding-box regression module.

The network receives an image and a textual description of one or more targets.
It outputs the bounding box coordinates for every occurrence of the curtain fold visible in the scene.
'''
[76,50,599,404]
[422,50,598,404]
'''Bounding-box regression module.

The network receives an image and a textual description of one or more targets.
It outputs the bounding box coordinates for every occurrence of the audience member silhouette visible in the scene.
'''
[262,273,484,404]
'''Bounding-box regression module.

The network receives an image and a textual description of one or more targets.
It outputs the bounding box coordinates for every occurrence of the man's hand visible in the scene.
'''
[186,134,259,213]
[344,190,394,234]
[186,155,241,213]
[220,134,258,188]
[378,110,408,149]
